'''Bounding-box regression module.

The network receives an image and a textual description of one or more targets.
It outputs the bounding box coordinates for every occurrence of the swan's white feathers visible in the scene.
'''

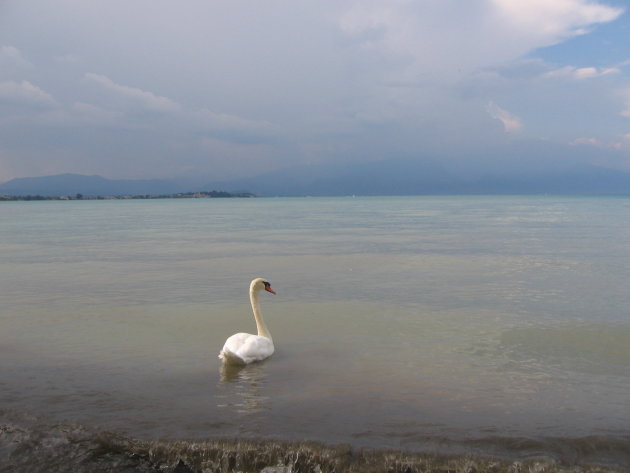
[219,332,274,365]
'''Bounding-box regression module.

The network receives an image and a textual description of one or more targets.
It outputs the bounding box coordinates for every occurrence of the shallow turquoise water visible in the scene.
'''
[1,196,629,461]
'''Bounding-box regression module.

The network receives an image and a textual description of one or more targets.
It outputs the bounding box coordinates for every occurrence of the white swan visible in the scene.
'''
[219,278,276,365]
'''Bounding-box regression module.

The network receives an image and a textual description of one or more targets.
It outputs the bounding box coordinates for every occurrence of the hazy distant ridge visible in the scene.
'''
[2,162,630,197]
[206,159,630,196]
[0,174,201,197]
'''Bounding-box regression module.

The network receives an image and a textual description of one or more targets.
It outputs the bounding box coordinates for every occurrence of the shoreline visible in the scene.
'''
[0,190,255,201]
[1,416,629,473]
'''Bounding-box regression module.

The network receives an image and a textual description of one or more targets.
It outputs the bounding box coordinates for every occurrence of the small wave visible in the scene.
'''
[2,415,630,473]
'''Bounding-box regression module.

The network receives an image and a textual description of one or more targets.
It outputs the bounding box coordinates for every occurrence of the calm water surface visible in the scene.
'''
[1,196,629,462]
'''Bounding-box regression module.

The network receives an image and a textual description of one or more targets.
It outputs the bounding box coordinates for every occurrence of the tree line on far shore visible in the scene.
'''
[0,190,255,201]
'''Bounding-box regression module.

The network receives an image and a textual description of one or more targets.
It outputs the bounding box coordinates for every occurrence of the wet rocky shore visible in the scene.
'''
[1,420,628,473]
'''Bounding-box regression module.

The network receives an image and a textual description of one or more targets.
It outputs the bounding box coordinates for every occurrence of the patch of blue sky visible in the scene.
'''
[534,4,630,68]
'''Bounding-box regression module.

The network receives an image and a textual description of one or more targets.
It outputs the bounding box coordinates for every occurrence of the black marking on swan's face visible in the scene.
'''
[262,280,276,294]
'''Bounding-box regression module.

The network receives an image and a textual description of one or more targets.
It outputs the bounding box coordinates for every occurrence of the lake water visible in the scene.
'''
[1,196,629,469]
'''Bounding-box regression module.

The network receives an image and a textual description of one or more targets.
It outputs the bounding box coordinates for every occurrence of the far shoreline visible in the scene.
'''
[0,190,256,202]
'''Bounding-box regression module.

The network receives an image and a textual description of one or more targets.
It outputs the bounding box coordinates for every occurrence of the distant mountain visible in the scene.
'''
[0,174,203,197]
[3,161,630,198]
[205,158,460,196]
[205,158,630,196]
[458,165,630,195]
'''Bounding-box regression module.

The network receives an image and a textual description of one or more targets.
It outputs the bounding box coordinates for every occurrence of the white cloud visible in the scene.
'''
[0,80,56,106]
[570,137,602,146]
[491,0,623,42]
[339,0,623,84]
[544,65,619,80]
[486,102,523,133]
[85,73,181,113]
[570,134,630,151]
[81,73,279,142]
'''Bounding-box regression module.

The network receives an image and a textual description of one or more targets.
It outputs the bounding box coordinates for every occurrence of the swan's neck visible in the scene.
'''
[250,287,272,341]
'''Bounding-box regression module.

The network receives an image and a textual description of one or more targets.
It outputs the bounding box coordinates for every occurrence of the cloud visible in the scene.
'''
[544,65,619,80]
[486,102,523,133]
[81,73,277,141]
[198,136,277,179]
[338,0,623,85]
[490,0,623,42]
[0,80,56,107]
[570,134,630,151]
[0,0,627,182]
[619,88,630,118]
[54,54,80,64]
[570,137,603,146]
[85,73,181,113]
[0,45,32,71]
[72,102,123,123]
[197,108,278,137]
[81,73,274,141]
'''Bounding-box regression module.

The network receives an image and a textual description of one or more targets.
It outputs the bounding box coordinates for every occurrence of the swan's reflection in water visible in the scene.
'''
[217,362,270,415]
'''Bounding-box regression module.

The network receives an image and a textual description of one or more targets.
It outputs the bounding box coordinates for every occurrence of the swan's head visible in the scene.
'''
[251,277,276,295]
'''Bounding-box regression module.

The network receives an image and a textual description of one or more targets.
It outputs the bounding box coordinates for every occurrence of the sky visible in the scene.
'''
[1,0,630,184]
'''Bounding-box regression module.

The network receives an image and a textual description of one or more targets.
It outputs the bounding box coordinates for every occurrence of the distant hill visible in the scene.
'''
[457,166,630,195]
[0,174,202,197]
[3,161,630,198]
[205,158,630,196]
[205,158,457,196]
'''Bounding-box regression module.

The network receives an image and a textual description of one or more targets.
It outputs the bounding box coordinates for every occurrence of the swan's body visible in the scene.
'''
[219,278,276,365]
